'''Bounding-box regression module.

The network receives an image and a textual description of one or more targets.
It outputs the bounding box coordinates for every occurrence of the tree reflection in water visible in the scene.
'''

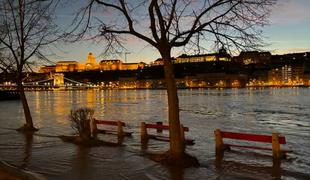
[19,132,34,169]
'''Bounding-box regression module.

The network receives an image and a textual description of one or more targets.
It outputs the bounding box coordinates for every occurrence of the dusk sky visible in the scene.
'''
[53,0,310,64]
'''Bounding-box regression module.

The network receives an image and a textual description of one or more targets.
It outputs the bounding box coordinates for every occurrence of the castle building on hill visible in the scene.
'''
[53,52,101,73]
[39,52,144,73]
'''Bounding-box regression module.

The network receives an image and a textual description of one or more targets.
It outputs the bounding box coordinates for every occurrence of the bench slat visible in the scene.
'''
[224,143,273,151]
[145,124,189,131]
[221,131,286,144]
[95,120,125,126]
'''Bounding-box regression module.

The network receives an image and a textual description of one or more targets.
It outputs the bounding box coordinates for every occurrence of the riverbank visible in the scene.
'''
[1,84,309,91]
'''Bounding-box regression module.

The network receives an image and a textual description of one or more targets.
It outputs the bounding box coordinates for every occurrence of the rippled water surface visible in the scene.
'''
[0,88,309,179]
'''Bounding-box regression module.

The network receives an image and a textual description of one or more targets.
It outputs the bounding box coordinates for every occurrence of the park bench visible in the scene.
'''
[92,119,132,137]
[140,122,195,145]
[214,129,290,159]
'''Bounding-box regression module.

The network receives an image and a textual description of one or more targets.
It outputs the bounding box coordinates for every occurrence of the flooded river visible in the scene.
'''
[0,88,309,179]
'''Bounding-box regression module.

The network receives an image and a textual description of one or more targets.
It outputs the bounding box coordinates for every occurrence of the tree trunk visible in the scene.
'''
[80,120,91,141]
[17,81,35,130]
[161,51,184,160]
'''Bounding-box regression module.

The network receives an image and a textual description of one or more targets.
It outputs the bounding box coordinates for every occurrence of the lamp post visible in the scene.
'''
[124,52,131,63]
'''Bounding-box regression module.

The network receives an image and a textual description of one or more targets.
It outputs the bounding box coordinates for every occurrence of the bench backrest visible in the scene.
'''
[145,124,189,132]
[221,131,286,144]
[95,119,125,126]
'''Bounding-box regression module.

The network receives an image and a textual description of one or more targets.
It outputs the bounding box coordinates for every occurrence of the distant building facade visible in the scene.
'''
[55,61,79,72]
[150,48,231,66]
[235,51,272,64]
[175,48,231,63]
[39,65,56,73]
[99,60,145,71]
[268,65,304,84]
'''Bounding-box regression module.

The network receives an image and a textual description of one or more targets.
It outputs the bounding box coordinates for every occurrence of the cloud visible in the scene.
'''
[271,0,310,24]
[268,48,310,55]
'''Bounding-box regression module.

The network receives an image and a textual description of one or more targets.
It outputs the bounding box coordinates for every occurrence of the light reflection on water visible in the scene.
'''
[0,88,309,179]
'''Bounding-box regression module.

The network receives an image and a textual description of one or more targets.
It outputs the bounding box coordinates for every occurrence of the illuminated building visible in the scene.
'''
[85,52,100,71]
[39,65,56,73]
[39,52,145,73]
[150,58,166,66]
[281,65,292,83]
[55,61,79,72]
[39,52,100,73]
[150,48,231,66]
[99,59,145,71]
[268,65,304,85]
[175,48,231,63]
[99,60,122,71]
[122,62,145,70]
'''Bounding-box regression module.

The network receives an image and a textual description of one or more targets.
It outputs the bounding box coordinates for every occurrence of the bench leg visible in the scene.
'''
[91,118,98,138]
[117,121,124,138]
[140,122,148,142]
[215,129,224,156]
[272,132,282,160]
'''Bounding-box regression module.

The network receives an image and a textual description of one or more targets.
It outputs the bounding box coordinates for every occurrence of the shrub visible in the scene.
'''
[69,107,94,141]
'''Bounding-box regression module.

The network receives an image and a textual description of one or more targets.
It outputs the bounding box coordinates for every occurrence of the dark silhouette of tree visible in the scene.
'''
[0,0,62,131]
[0,52,12,74]
[72,0,275,161]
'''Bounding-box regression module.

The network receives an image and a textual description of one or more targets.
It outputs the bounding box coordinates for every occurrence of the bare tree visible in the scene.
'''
[0,0,61,131]
[72,0,275,161]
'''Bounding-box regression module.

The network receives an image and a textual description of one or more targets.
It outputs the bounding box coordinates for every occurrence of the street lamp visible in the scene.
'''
[124,52,131,63]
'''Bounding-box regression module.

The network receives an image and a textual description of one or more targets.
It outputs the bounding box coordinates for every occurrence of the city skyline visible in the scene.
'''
[50,0,310,64]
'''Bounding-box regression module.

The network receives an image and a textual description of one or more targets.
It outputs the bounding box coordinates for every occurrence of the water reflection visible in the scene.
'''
[216,159,282,179]
[168,165,185,180]
[67,146,91,180]
[215,153,282,180]
[141,139,149,151]
[19,132,33,169]
[86,90,95,108]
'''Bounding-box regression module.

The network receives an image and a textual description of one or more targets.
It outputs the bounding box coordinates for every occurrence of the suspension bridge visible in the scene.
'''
[0,73,98,90]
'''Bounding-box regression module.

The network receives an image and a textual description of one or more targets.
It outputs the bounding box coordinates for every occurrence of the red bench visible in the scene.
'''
[214,129,290,159]
[92,119,132,137]
[140,122,194,145]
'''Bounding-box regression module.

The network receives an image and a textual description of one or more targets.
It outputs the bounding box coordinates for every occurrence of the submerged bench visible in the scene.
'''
[92,119,132,137]
[140,122,195,145]
[214,129,290,159]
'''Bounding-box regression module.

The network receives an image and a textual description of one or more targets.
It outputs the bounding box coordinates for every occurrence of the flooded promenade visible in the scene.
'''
[0,88,309,179]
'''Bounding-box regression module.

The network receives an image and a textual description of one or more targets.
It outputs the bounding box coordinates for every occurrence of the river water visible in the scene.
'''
[0,88,309,179]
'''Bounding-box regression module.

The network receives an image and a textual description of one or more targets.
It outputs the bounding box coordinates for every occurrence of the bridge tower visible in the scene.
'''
[53,73,64,86]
